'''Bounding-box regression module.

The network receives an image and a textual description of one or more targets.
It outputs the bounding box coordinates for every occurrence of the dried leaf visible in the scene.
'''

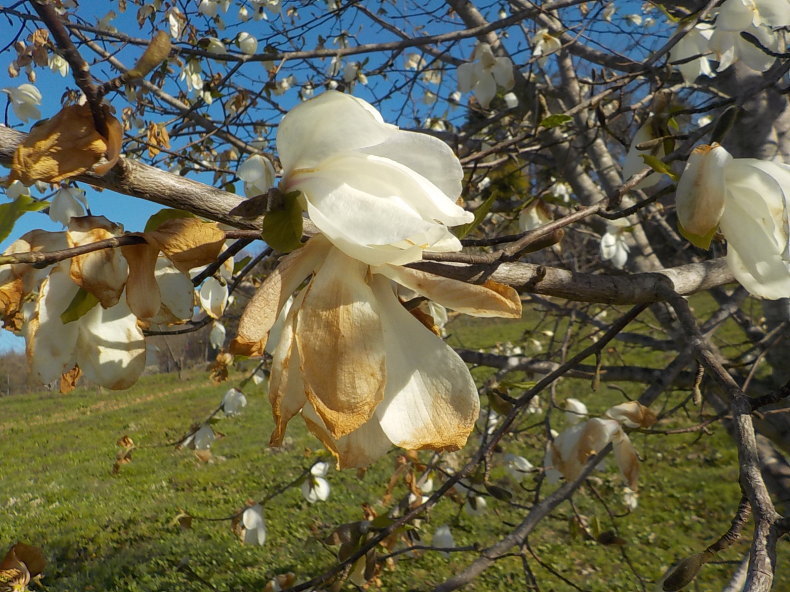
[10,104,122,184]
[146,218,225,274]
[59,365,82,394]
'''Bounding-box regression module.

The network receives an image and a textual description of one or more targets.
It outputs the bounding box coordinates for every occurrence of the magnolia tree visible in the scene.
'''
[0,0,789,590]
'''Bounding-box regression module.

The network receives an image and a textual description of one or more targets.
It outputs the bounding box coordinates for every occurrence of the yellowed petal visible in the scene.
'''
[146,218,226,274]
[371,275,479,452]
[377,264,522,318]
[612,428,640,489]
[122,241,161,319]
[676,144,731,248]
[296,247,385,439]
[302,403,393,469]
[67,216,128,308]
[268,291,307,446]
[605,401,657,428]
[232,235,330,357]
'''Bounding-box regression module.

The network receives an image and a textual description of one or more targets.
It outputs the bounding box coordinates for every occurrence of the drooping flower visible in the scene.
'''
[1,84,42,122]
[530,29,562,67]
[209,320,226,349]
[457,42,515,109]
[708,22,783,73]
[48,54,70,77]
[237,32,258,55]
[221,387,247,416]
[676,144,790,299]
[599,219,630,269]
[301,461,331,503]
[237,153,275,197]
[563,398,588,424]
[504,453,534,481]
[239,503,267,545]
[668,24,714,85]
[432,525,455,557]
[49,186,88,226]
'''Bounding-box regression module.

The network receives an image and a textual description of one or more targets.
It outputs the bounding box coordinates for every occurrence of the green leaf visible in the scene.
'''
[540,114,573,128]
[233,256,251,274]
[485,484,513,501]
[144,208,195,233]
[60,287,100,324]
[639,154,678,182]
[500,380,537,390]
[0,194,49,244]
[455,192,497,238]
[260,190,303,252]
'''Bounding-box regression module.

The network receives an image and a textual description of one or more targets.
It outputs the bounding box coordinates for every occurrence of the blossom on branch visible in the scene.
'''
[232,92,522,467]
[1,84,42,122]
[676,144,790,299]
[457,42,515,109]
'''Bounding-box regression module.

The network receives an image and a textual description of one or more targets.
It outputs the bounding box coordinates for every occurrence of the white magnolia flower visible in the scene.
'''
[209,320,226,349]
[668,24,714,85]
[272,75,295,95]
[277,91,473,266]
[232,94,522,467]
[602,3,615,21]
[180,60,204,91]
[221,387,248,416]
[251,367,268,386]
[544,418,639,489]
[199,276,228,319]
[241,504,267,545]
[716,0,790,30]
[203,37,227,54]
[49,187,87,226]
[198,0,220,17]
[166,6,185,39]
[622,486,639,510]
[676,144,790,299]
[252,0,281,19]
[457,42,515,109]
[503,91,518,109]
[504,453,534,480]
[600,220,630,269]
[625,14,642,26]
[1,84,42,122]
[563,398,588,424]
[237,153,276,197]
[6,180,29,199]
[531,29,562,67]
[432,525,455,557]
[238,5,250,20]
[709,22,783,72]
[518,201,551,232]
[301,461,331,503]
[48,54,70,77]
[463,493,488,516]
[237,32,258,55]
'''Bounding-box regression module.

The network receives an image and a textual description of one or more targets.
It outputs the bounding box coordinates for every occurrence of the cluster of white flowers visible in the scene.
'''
[669,0,789,84]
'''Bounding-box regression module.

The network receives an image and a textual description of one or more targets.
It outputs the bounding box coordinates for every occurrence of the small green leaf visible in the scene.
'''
[639,154,679,182]
[144,208,195,232]
[0,194,49,244]
[540,114,573,128]
[500,380,537,390]
[485,484,513,501]
[455,192,496,238]
[260,190,303,252]
[233,256,251,274]
[60,287,100,324]
[370,515,395,529]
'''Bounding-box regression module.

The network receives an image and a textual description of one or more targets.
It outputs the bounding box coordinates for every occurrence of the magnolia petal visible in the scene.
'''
[27,266,80,384]
[720,161,790,299]
[474,72,497,109]
[611,428,639,489]
[150,257,195,324]
[293,153,463,257]
[67,217,128,308]
[371,275,479,451]
[457,62,476,93]
[563,398,588,425]
[122,242,161,320]
[301,475,330,503]
[622,124,664,189]
[296,248,386,438]
[75,292,146,390]
[241,504,267,546]
[232,236,329,356]
[605,401,657,428]
[198,276,228,319]
[277,91,395,172]
[676,144,731,245]
[376,265,522,318]
[268,292,307,446]
[209,320,226,349]
[147,218,225,274]
[491,56,515,89]
[302,402,393,469]
[360,131,464,207]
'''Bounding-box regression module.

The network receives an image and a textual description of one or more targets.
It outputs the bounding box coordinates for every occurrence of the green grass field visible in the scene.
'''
[1,304,787,591]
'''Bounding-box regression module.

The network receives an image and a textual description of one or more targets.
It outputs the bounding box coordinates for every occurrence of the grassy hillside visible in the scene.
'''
[0,306,787,591]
